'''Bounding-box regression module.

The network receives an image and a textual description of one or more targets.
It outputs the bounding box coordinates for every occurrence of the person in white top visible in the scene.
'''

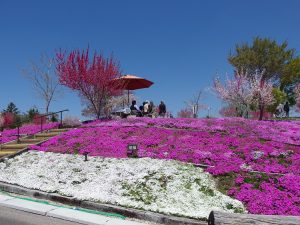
[275,103,284,118]
[143,100,150,114]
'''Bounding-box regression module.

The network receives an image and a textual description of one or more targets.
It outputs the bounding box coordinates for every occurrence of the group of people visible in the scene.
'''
[130,100,166,117]
[275,101,290,118]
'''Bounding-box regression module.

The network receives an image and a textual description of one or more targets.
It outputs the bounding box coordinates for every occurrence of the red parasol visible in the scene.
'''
[112,74,154,105]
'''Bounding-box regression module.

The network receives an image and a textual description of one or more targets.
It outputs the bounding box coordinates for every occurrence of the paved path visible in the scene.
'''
[0,206,82,225]
[0,193,148,225]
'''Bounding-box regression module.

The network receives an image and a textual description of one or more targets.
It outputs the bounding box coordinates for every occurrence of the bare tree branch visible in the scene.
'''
[184,89,207,118]
[22,53,62,114]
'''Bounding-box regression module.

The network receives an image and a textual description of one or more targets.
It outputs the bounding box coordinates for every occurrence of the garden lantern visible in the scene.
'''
[83,152,88,161]
[127,144,138,158]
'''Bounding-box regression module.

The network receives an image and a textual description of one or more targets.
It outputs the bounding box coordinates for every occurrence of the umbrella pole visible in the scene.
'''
[128,90,130,106]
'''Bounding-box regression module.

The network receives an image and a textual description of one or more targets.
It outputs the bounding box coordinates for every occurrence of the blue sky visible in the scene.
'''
[0,0,300,118]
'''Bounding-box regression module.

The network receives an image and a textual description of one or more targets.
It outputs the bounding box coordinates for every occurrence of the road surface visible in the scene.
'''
[0,206,82,225]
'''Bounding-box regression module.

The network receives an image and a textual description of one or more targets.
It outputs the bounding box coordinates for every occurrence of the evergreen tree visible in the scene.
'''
[3,102,20,115]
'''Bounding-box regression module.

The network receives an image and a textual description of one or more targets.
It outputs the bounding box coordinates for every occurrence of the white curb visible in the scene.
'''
[0,198,57,215]
[0,194,14,202]
[0,193,148,225]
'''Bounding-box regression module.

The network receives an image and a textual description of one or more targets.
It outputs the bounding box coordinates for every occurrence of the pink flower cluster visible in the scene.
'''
[30,118,300,216]
[0,122,59,144]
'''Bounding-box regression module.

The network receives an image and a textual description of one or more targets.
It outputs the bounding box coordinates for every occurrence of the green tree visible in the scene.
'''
[3,102,20,115]
[281,57,300,104]
[228,37,297,82]
[50,114,58,122]
[267,88,287,113]
[26,107,39,122]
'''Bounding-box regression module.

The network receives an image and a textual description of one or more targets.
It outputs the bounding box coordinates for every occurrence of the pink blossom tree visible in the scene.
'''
[214,71,275,120]
[214,71,253,117]
[2,112,15,128]
[105,92,137,116]
[294,83,300,111]
[56,48,122,119]
[249,72,275,120]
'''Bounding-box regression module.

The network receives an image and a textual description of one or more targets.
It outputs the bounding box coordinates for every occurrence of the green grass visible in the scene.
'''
[215,172,237,195]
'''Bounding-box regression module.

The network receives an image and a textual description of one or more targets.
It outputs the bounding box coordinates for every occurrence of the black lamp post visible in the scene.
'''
[83,152,88,161]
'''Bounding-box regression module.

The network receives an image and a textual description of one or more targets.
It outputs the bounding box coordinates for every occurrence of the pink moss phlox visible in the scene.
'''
[29,118,300,216]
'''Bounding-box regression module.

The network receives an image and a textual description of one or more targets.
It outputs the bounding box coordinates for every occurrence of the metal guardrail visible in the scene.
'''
[1,109,69,144]
[37,109,69,133]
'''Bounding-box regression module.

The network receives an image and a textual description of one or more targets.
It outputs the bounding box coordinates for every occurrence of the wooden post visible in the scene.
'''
[17,126,20,143]
[60,111,63,128]
[208,211,300,225]
[40,116,43,133]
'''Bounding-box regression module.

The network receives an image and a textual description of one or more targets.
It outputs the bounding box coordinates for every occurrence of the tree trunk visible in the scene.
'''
[259,104,264,120]
[96,107,101,119]
[96,102,101,120]
[45,103,49,115]
[208,211,300,225]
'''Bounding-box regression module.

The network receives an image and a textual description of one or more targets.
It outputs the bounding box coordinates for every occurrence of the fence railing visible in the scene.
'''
[1,109,69,144]
[37,109,69,133]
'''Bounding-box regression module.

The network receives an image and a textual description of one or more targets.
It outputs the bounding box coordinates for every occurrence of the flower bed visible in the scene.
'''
[0,122,59,144]
[0,151,245,220]
[29,118,300,216]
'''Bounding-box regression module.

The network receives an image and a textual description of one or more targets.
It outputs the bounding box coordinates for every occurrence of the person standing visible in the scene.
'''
[275,103,284,118]
[158,101,166,117]
[284,101,290,118]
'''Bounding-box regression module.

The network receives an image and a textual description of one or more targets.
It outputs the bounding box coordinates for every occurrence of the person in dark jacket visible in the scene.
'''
[130,100,142,117]
[284,101,290,118]
[158,101,166,117]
